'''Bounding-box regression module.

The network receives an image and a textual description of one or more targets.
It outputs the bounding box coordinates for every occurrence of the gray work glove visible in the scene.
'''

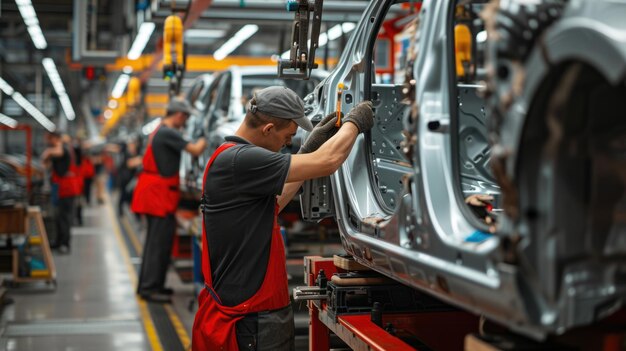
[342,101,374,133]
[298,112,340,154]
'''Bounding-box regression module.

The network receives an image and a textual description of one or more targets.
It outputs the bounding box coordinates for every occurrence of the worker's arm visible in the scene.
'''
[185,137,206,157]
[41,144,64,163]
[126,155,143,169]
[277,181,304,212]
[286,123,359,183]
[280,100,373,198]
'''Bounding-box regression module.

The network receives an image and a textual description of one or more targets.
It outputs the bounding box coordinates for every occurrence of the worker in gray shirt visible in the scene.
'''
[192,86,374,350]
[132,97,206,303]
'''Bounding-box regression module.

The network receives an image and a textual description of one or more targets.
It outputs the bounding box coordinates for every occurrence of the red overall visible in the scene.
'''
[130,125,180,217]
[81,157,96,179]
[192,143,291,351]
[51,147,83,198]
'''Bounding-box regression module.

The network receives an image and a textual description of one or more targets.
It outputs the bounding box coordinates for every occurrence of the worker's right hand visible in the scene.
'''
[299,112,340,154]
[342,101,374,133]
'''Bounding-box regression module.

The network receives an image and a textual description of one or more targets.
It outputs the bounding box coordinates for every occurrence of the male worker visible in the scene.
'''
[131,97,206,303]
[42,132,83,254]
[192,86,374,350]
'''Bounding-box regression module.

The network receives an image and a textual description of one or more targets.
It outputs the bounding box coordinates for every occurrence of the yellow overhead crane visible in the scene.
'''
[163,14,185,98]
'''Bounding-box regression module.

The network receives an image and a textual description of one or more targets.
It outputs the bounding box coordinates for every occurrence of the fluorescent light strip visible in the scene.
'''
[281,22,356,59]
[476,30,488,44]
[16,0,47,50]
[185,29,226,39]
[0,113,18,128]
[0,77,15,95]
[42,58,76,120]
[11,92,56,132]
[0,76,55,131]
[111,74,130,99]
[213,25,259,61]
[128,22,156,60]
[142,117,162,135]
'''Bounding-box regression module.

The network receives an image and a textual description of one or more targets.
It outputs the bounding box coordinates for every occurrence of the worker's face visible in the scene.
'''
[128,140,138,154]
[174,112,190,128]
[45,134,60,146]
[263,121,298,152]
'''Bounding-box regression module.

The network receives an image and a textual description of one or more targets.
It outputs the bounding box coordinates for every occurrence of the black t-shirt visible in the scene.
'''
[74,146,83,165]
[151,125,189,177]
[203,135,291,306]
[51,146,71,176]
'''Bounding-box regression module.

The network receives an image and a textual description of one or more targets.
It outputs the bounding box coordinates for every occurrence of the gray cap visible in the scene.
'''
[166,97,194,116]
[249,86,313,132]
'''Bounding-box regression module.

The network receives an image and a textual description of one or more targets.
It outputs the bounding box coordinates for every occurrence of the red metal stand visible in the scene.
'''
[303,256,479,351]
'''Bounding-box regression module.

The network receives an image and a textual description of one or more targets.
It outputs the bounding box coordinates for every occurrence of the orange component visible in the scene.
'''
[335,83,345,127]
[163,15,184,67]
[454,24,472,78]
[126,77,141,107]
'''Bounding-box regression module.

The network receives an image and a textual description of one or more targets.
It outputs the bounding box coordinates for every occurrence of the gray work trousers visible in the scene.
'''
[137,214,176,294]
[55,196,76,247]
[236,304,295,351]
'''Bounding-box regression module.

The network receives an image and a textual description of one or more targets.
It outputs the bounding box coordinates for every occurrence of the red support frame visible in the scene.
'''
[0,124,33,200]
[304,256,479,351]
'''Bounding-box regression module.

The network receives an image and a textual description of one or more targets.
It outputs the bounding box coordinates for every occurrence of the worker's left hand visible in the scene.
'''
[465,194,497,225]
[299,112,340,154]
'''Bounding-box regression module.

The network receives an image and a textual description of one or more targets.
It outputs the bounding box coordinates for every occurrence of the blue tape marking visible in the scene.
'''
[465,230,492,243]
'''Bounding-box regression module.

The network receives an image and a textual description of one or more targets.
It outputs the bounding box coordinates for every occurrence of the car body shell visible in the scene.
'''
[299,0,626,339]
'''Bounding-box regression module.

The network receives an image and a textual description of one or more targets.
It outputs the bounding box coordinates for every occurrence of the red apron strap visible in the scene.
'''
[201,143,236,289]
[142,124,162,173]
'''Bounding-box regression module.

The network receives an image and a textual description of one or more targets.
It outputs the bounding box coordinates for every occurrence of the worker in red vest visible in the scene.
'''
[42,132,83,254]
[192,86,374,350]
[131,97,206,303]
[80,147,96,205]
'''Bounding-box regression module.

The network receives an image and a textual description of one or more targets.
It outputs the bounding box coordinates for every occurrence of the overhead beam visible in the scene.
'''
[72,0,120,64]
[155,0,370,23]
[107,54,338,72]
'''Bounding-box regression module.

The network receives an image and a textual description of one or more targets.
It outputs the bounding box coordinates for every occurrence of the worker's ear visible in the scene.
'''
[261,123,274,135]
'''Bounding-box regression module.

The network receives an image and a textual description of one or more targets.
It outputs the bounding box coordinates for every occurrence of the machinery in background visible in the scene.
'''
[163,14,186,98]
[278,0,324,79]
[287,0,626,342]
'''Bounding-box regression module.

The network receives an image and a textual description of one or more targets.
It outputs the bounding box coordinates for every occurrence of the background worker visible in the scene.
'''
[192,86,374,350]
[117,135,142,217]
[80,143,96,206]
[72,138,85,226]
[131,97,206,303]
[41,132,83,254]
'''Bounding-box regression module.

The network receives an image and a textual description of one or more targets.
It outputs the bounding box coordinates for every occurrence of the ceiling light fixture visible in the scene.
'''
[0,113,18,128]
[213,24,259,61]
[16,0,47,49]
[0,77,15,96]
[185,29,226,39]
[11,92,56,131]
[108,100,119,109]
[111,74,131,99]
[42,58,76,121]
[142,117,161,135]
[127,22,156,60]
[0,75,55,131]
[281,22,356,59]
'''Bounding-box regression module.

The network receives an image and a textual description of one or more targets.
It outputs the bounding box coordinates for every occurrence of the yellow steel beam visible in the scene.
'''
[145,94,169,104]
[146,108,167,117]
[107,55,276,72]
